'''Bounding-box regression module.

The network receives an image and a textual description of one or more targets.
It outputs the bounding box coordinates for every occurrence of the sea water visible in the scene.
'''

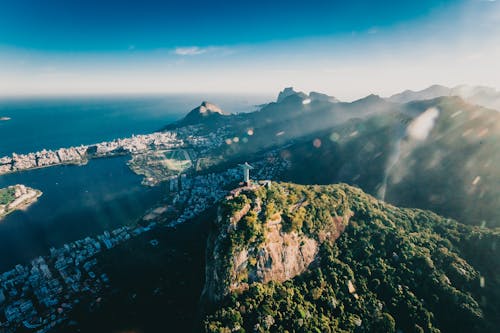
[0,94,269,271]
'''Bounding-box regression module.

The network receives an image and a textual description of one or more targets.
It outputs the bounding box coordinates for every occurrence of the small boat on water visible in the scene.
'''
[0,117,11,121]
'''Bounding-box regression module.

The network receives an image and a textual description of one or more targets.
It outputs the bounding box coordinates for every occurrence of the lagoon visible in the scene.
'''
[0,94,269,271]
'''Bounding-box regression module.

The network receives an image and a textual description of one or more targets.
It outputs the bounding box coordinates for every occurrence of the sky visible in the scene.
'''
[0,0,499,100]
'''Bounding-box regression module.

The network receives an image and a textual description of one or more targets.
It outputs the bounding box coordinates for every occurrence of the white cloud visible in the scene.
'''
[173,46,207,56]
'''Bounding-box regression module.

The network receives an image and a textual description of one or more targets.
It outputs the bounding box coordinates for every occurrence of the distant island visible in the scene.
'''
[0,117,11,121]
[0,184,42,219]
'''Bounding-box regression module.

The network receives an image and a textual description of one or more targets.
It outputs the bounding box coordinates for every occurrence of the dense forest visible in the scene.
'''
[204,183,500,333]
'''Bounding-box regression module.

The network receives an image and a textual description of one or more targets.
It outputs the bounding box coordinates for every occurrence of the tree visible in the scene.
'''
[373,313,396,333]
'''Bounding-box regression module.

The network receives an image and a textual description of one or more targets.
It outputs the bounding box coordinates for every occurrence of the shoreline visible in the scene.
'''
[0,131,182,176]
[0,185,43,219]
[0,159,90,176]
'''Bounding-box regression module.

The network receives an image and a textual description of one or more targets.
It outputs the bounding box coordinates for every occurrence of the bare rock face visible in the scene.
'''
[277,87,298,103]
[201,183,350,304]
[248,224,318,284]
[202,217,343,305]
[166,101,227,129]
[198,101,224,115]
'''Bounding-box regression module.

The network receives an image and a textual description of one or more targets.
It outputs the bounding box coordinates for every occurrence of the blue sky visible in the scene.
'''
[1,0,499,99]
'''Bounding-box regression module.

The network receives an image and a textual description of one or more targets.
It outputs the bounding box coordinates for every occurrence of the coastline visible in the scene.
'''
[0,158,90,177]
[0,131,182,176]
[0,185,43,219]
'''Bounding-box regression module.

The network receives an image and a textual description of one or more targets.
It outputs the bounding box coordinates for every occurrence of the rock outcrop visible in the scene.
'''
[309,91,339,103]
[165,101,228,129]
[277,87,298,103]
[202,183,351,304]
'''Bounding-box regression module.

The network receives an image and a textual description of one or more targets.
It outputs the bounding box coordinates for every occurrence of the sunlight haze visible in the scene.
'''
[1,0,499,100]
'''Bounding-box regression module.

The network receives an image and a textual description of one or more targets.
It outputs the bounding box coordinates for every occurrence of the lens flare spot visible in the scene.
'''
[477,128,489,138]
[280,150,291,160]
[480,276,485,288]
[462,129,473,137]
[330,132,340,142]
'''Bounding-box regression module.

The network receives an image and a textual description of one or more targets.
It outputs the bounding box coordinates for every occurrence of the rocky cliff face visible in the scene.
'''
[196,101,225,115]
[202,183,350,304]
[277,87,298,103]
[164,101,228,129]
[203,183,500,333]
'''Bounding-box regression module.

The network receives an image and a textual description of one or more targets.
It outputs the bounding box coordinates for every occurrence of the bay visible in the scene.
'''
[0,157,166,271]
[0,94,270,271]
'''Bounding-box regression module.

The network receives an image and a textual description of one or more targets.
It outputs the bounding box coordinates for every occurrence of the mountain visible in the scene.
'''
[164,101,228,129]
[163,89,499,228]
[309,91,339,103]
[277,87,338,104]
[48,87,500,332]
[281,96,500,227]
[63,182,499,332]
[384,97,500,227]
[388,85,451,104]
[388,84,500,111]
[452,85,500,111]
[220,92,397,155]
[277,87,299,103]
[203,182,500,333]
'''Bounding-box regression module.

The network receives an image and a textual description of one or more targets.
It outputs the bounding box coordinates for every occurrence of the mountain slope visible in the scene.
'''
[385,97,500,227]
[164,101,229,129]
[203,182,500,333]
[389,84,500,111]
[163,90,499,228]
[281,96,500,227]
[388,85,451,104]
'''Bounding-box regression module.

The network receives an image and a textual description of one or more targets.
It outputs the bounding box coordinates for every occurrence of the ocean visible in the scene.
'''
[0,94,269,271]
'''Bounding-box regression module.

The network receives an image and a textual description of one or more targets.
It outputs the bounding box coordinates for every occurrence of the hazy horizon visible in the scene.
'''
[1,0,499,101]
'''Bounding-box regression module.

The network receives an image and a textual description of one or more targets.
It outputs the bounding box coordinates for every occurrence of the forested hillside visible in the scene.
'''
[204,183,500,333]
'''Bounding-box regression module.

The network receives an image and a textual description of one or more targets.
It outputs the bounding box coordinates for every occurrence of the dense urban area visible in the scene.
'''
[0,118,288,331]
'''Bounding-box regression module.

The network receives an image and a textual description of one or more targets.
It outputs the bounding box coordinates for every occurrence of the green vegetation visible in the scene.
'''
[386,98,500,228]
[216,183,352,276]
[221,183,351,243]
[280,98,500,228]
[205,183,500,333]
[180,94,498,228]
[127,148,193,185]
[0,187,15,205]
[281,115,401,196]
